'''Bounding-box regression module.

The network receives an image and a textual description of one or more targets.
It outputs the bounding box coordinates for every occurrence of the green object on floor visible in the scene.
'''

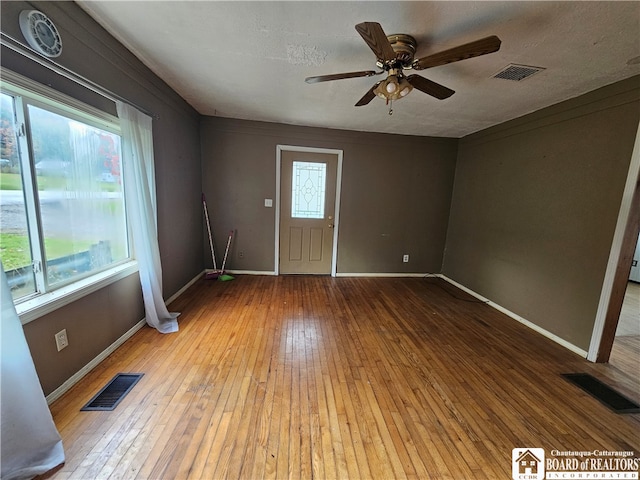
[218,274,235,282]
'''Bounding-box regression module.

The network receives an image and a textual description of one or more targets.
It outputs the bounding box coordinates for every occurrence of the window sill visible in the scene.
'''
[17,261,139,325]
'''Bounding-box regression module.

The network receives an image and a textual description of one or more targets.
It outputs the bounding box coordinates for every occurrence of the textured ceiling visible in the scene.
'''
[78,1,640,138]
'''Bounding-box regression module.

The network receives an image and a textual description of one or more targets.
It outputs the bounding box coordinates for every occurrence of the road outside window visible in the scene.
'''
[0,86,130,303]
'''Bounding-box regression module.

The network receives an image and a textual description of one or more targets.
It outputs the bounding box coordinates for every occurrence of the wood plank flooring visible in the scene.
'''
[45,276,639,479]
[615,281,640,337]
[610,281,640,376]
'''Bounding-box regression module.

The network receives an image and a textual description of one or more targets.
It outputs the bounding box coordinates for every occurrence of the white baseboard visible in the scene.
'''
[46,318,147,405]
[225,270,277,276]
[439,274,588,358]
[335,272,430,278]
[45,270,205,405]
[167,270,205,305]
[226,271,428,278]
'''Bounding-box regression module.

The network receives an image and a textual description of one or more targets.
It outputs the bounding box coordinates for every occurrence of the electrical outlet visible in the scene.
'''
[55,329,68,351]
[403,254,409,263]
[238,251,245,259]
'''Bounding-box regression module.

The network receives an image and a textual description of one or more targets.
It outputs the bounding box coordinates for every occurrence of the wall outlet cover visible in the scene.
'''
[55,329,68,351]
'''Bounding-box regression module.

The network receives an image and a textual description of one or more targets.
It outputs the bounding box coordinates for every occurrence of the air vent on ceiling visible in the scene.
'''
[493,64,545,81]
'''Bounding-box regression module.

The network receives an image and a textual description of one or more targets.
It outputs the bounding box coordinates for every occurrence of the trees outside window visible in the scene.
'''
[0,84,130,302]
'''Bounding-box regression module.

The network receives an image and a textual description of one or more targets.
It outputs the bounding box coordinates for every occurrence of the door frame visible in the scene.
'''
[588,120,640,362]
[275,145,343,276]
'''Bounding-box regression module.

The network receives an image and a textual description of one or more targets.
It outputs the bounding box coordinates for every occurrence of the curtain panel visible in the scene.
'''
[1,262,65,479]
[116,101,179,333]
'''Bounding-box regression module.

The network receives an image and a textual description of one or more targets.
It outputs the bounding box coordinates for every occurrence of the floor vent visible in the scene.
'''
[81,373,144,411]
[562,373,640,414]
[493,64,544,81]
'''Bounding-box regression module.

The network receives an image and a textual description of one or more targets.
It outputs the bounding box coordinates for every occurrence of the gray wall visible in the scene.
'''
[22,274,145,396]
[1,1,203,395]
[443,77,640,351]
[200,117,458,274]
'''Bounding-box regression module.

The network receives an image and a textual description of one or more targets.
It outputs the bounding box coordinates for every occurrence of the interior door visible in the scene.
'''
[279,150,338,274]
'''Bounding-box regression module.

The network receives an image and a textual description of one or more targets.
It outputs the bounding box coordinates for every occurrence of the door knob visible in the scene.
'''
[328,223,334,228]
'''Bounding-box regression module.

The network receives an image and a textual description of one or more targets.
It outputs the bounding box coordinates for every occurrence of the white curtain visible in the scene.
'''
[116,101,179,333]
[1,262,65,479]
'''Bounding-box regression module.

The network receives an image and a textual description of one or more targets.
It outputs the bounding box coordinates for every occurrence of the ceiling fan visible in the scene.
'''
[305,22,501,112]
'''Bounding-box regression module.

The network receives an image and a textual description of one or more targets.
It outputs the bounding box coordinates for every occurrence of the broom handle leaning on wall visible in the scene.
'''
[202,194,217,271]
[221,231,233,273]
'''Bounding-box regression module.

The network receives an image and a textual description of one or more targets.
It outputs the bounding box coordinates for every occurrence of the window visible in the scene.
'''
[291,161,326,219]
[0,77,131,307]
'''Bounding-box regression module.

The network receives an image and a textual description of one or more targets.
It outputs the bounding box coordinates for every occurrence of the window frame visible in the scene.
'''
[0,70,138,324]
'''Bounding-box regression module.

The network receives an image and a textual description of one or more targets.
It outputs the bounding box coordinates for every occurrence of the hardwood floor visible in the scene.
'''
[610,281,640,377]
[46,276,639,479]
[615,281,640,337]
[610,336,640,380]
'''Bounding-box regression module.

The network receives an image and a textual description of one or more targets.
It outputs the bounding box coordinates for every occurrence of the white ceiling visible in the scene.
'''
[78,1,640,138]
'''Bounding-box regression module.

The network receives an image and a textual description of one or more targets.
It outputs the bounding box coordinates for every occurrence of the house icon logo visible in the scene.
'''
[512,448,545,480]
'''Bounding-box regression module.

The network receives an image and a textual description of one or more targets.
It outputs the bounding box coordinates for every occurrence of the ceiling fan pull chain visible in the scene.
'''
[388,99,393,115]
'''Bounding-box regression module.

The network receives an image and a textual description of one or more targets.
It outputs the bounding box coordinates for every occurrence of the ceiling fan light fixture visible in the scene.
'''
[386,78,398,93]
[308,22,500,109]
[374,70,413,101]
[397,77,413,98]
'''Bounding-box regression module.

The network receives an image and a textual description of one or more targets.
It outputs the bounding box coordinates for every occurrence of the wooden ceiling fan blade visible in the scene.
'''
[355,22,396,63]
[413,35,501,70]
[407,75,455,100]
[305,70,381,84]
[355,82,380,106]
